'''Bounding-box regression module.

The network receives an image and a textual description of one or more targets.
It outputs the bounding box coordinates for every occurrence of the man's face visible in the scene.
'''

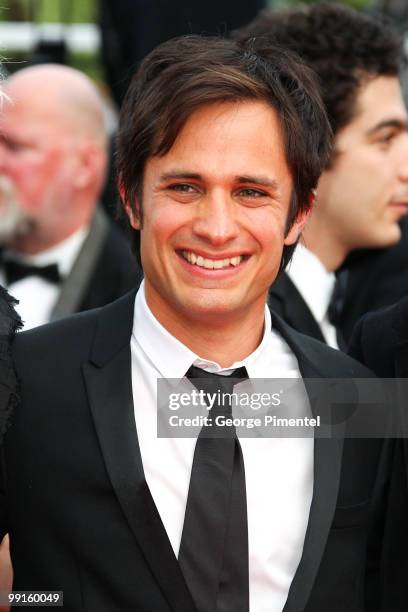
[0,175,29,242]
[129,100,306,326]
[0,93,78,242]
[317,75,408,250]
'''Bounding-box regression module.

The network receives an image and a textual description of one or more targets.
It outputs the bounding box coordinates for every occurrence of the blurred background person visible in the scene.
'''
[99,0,265,107]
[348,295,408,611]
[0,64,141,330]
[339,209,408,341]
[235,2,408,349]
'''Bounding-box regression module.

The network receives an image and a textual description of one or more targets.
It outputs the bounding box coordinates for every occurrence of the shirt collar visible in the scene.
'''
[3,225,89,278]
[132,280,273,381]
[286,242,335,324]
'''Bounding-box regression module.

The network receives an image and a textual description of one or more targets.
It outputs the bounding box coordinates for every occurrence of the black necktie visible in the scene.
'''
[328,269,348,326]
[179,365,250,612]
[3,260,60,285]
[328,269,348,350]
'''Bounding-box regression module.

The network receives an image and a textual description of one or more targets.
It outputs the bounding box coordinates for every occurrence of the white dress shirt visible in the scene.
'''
[0,226,88,330]
[286,242,339,349]
[131,282,314,612]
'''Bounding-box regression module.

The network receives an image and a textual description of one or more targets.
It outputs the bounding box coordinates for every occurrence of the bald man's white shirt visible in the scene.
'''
[0,226,88,330]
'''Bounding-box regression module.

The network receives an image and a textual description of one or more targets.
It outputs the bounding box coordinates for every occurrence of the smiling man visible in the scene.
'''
[235,3,408,349]
[2,36,388,612]
[128,100,299,361]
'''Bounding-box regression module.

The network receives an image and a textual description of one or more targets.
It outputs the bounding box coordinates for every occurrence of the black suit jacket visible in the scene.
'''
[349,298,408,612]
[268,272,326,343]
[2,292,386,611]
[75,221,142,313]
[50,209,142,319]
[340,217,408,344]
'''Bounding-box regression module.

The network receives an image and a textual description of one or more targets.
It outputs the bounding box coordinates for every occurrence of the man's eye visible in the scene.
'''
[238,188,267,198]
[7,143,24,153]
[0,139,19,152]
[169,183,197,193]
[377,131,397,147]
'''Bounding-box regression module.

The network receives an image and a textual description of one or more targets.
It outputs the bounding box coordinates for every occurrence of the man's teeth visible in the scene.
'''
[182,251,242,269]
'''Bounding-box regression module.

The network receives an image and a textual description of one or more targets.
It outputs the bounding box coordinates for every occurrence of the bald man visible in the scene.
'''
[0,64,141,330]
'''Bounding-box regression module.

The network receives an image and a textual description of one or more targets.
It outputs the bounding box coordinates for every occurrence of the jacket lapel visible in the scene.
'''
[392,297,408,378]
[82,291,196,612]
[392,303,408,473]
[269,273,326,344]
[394,343,408,378]
[272,315,344,612]
[51,207,109,320]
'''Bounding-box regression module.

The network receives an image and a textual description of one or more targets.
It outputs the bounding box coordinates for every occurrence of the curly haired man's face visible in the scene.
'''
[317,75,408,250]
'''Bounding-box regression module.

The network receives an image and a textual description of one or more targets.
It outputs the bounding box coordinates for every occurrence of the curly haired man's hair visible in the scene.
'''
[233,2,406,137]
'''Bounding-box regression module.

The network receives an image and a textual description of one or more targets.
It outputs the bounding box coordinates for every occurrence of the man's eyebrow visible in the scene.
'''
[367,118,408,136]
[159,171,202,182]
[0,133,16,147]
[0,131,26,145]
[159,171,279,189]
[235,175,279,189]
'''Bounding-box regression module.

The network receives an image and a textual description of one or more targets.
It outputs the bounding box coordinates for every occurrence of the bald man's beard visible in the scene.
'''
[0,176,30,245]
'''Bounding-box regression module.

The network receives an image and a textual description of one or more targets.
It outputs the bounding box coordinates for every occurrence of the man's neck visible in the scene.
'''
[146,293,266,368]
[8,217,91,256]
[302,222,347,272]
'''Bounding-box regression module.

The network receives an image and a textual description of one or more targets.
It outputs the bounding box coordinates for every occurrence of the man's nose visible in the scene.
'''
[397,133,408,182]
[398,157,408,183]
[192,191,239,246]
[0,142,9,173]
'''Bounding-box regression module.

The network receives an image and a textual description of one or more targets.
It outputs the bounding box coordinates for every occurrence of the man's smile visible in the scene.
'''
[180,250,248,269]
[174,248,252,278]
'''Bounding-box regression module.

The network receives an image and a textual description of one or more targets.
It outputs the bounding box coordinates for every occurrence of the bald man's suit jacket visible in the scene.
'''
[1,292,387,611]
[49,207,142,320]
[349,297,408,612]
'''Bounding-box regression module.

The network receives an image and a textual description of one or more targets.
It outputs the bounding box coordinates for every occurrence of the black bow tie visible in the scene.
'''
[3,260,60,285]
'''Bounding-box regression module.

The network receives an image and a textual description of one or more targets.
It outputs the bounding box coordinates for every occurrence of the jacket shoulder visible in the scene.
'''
[13,307,100,373]
[273,312,375,378]
[348,297,408,376]
[301,330,375,378]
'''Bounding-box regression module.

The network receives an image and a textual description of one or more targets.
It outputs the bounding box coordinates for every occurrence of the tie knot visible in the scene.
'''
[186,365,248,407]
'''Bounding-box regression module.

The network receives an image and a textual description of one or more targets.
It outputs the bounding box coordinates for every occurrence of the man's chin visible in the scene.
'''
[178,293,251,322]
[0,217,30,246]
[358,227,402,251]
[0,177,30,246]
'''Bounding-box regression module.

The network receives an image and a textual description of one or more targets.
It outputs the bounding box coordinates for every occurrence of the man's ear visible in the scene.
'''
[283,191,315,246]
[119,182,141,230]
[72,143,104,189]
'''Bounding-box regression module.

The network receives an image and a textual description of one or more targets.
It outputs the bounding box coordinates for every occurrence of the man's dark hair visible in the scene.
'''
[234,2,406,138]
[117,34,332,266]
